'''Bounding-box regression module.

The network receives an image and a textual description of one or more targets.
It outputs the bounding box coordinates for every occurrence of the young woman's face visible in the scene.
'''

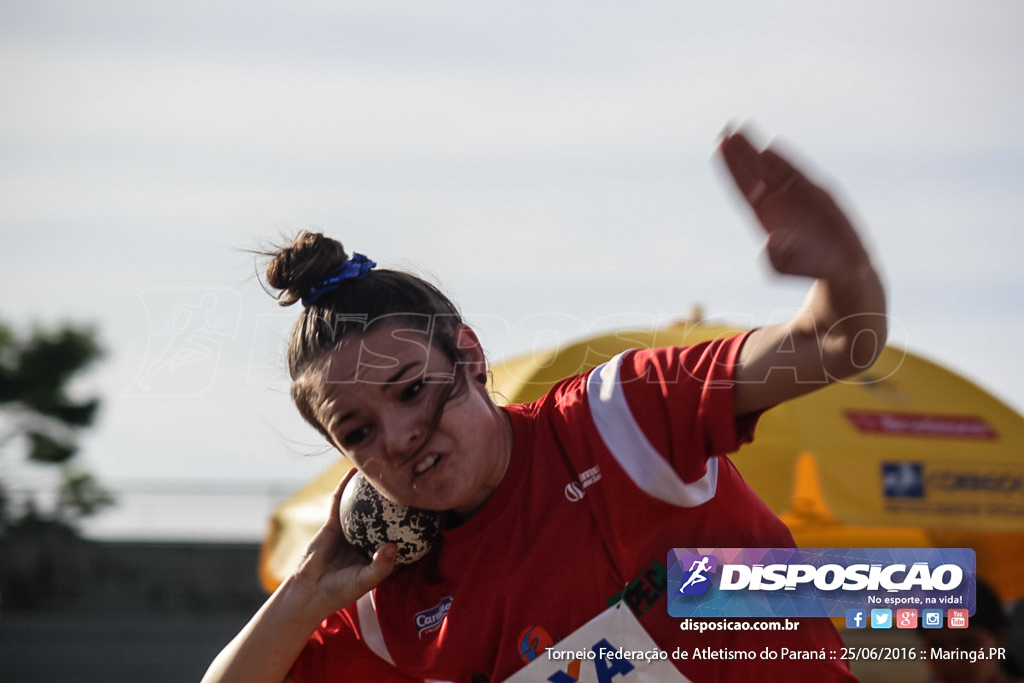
[315,323,510,517]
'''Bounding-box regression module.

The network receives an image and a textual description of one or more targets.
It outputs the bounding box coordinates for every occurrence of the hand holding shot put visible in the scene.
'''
[203,127,886,683]
[291,471,401,618]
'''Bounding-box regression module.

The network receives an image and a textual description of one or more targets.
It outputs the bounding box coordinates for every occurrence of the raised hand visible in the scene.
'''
[719,126,887,415]
[718,128,870,283]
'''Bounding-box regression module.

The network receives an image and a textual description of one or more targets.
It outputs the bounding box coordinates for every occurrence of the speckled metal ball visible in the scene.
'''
[338,471,442,565]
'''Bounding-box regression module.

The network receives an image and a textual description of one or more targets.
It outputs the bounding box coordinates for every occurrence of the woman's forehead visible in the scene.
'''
[319,325,442,385]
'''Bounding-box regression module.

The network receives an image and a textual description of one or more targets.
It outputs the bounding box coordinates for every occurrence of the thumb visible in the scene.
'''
[353,543,398,595]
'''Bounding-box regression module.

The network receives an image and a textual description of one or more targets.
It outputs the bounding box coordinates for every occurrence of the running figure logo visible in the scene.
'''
[125,288,242,397]
[677,554,718,596]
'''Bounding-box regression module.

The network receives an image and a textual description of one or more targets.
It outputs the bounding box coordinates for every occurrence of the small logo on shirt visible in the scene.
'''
[518,625,554,663]
[414,595,452,638]
[564,465,602,502]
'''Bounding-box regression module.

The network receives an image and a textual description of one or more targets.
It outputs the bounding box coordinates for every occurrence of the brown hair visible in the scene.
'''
[264,231,468,442]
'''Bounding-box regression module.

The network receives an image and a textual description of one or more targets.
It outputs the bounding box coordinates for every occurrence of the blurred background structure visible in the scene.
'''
[2,1,1022,681]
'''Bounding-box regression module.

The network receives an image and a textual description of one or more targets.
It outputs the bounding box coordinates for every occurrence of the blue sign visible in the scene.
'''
[667,548,976,618]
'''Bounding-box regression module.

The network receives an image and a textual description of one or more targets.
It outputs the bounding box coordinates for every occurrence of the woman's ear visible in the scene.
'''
[454,324,487,380]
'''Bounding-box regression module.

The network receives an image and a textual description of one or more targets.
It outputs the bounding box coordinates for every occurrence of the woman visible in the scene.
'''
[203,128,887,682]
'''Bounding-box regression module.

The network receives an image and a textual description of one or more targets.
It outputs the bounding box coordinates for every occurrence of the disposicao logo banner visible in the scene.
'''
[667,548,976,618]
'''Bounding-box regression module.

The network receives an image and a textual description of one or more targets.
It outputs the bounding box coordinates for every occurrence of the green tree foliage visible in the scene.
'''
[0,320,112,526]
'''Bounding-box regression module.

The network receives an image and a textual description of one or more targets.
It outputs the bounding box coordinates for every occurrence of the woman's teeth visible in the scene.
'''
[415,454,440,475]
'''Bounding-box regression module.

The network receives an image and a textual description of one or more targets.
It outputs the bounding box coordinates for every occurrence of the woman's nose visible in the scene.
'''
[384,410,425,461]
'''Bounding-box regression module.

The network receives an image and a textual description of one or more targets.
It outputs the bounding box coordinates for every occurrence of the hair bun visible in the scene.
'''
[266,231,349,306]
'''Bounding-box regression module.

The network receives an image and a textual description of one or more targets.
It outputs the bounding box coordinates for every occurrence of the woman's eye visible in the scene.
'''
[342,427,369,447]
[401,379,426,401]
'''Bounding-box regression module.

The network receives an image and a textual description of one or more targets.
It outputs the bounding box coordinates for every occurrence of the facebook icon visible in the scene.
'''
[846,609,866,629]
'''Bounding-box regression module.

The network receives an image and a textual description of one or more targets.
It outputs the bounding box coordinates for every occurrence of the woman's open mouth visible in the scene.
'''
[414,453,443,476]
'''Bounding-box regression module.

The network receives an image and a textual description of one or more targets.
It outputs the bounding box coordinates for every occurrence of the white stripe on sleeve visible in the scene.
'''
[356,590,396,666]
[585,352,719,507]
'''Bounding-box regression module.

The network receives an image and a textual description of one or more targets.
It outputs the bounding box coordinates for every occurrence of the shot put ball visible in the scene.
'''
[338,471,442,565]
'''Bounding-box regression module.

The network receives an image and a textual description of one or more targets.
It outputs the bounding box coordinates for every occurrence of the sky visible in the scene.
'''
[1,0,1022,541]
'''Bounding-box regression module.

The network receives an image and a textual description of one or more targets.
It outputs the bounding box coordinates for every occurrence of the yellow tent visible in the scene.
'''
[260,320,1024,600]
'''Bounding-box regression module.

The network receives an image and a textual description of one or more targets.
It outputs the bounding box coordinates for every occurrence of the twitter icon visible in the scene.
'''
[871,609,893,629]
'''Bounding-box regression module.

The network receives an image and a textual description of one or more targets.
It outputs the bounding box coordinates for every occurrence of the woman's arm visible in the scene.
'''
[201,574,341,683]
[717,128,888,416]
[201,474,398,683]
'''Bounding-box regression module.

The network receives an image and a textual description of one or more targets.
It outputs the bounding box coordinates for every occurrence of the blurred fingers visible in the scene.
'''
[719,131,764,203]
[720,129,810,209]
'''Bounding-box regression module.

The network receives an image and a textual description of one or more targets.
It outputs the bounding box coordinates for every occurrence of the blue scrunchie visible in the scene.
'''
[301,253,377,307]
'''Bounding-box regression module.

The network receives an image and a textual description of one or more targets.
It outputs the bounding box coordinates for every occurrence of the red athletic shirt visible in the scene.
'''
[290,335,855,682]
